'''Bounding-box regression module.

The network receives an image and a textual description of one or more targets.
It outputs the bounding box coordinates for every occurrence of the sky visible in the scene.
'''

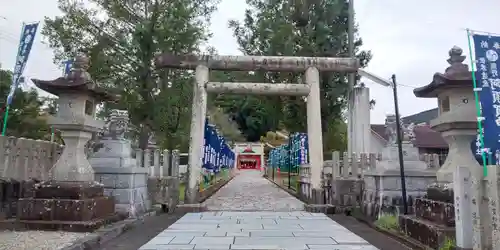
[0,0,498,124]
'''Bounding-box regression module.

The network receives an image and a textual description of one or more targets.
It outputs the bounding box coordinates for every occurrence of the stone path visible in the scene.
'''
[139,170,379,249]
[139,211,378,250]
[203,170,304,211]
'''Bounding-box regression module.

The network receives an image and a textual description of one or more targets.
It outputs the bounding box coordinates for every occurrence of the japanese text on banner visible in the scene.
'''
[472,34,500,160]
[7,23,39,105]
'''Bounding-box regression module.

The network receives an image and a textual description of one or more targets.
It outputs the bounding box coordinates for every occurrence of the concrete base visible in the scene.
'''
[176,204,207,213]
[363,168,437,218]
[310,188,325,204]
[17,181,120,232]
[304,204,335,214]
[94,166,150,216]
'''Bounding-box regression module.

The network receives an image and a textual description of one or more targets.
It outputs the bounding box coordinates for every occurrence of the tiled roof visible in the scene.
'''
[370,124,388,141]
[370,108,448,149]
[412,125,448,148]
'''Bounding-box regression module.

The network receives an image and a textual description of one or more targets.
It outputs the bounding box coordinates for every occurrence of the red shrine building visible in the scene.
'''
[233,143,265,170]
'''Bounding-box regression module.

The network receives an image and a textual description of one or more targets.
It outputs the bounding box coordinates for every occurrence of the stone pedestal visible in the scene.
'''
[363,143,437,218]
[90,110,151,216]
[94,166,150,216]
[17,181,121,232]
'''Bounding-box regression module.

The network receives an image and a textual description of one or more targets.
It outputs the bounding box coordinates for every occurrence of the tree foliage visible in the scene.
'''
[42,0,219,150]
[214,0,371,150]
[0,69,51,139]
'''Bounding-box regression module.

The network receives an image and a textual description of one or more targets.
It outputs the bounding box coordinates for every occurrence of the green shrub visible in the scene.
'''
[374,214,400,232]
[439,237,456,250]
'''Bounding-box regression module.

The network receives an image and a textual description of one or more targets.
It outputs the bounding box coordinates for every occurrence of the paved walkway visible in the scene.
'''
[139,170,379,250]
[203,170,304,211]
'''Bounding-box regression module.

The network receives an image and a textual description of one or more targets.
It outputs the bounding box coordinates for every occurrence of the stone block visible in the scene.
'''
[415,198,454,227]
[18,196,115,221]
[304,204,335,214]
[115,173,147,189]
[399,214,455,249]
[426,184,454,203]
[34,181,104,199]
[91,140,134,159]
[16,180,120,232]
[311,188,325,204]
[379,176,400,190]
[95,173,118,188]
[176,204,207,213]
[111,188,144,205]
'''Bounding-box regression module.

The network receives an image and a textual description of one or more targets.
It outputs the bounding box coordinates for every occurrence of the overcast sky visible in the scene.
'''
[0,0,498,124]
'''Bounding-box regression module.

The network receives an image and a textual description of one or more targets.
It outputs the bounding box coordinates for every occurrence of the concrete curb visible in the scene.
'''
[61,210,158,250]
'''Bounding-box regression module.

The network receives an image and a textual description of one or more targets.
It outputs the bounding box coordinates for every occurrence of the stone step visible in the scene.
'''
[415,198,454,227]
[399,214,455,250]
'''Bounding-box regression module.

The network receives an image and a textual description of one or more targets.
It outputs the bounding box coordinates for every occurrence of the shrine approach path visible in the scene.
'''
[136,170,381,250]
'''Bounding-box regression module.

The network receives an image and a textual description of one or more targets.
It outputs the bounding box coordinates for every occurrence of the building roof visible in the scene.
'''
[371,108,448,149]
[412,125,448,148]
[402,108,438,125]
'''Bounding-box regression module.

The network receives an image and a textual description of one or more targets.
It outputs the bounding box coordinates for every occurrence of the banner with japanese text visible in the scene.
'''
[7,22,39,105]
[472,34,500,163]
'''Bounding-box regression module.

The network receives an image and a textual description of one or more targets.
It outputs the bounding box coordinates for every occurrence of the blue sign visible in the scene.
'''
[473,34,500,163]
[63,59,73,76]
[7,22,39,105]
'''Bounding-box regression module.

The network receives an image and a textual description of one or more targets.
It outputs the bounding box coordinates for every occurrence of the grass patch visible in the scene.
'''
[179,182,185,202]
[439,237,456,250]
[374,214,400,232]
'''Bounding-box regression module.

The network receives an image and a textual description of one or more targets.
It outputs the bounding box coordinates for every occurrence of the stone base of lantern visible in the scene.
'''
[17,181,122,232]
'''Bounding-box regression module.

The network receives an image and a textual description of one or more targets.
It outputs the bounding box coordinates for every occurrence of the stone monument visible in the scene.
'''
[90,109,150,216]
[17,55,121,231]
[363,114,437,218]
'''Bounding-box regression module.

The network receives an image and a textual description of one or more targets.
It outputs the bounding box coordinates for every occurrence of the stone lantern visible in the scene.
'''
[17,54,120,231]
[413,46,479,183]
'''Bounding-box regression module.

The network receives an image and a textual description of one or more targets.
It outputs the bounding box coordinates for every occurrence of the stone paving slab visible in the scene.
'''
[139,211,378,250]
[202,170,304,211]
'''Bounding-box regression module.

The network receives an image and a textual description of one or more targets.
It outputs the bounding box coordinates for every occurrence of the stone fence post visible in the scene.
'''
[161,149,170,177]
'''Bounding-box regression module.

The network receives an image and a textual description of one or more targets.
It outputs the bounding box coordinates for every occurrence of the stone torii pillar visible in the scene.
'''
[155,54,359,204]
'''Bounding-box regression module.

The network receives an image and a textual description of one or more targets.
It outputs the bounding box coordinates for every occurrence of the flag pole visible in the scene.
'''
[466,29,488,177]
[2,22,27,136]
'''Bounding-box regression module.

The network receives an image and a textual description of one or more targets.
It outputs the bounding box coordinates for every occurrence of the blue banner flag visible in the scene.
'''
[472,34,500,163]
[63,59,73,75]
[7,22,39,105]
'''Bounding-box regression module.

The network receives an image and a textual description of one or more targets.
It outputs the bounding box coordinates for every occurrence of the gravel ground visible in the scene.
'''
[203,170,305,211]
[0,230,89,250]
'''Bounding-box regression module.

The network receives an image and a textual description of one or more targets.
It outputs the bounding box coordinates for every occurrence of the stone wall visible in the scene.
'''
[297,150,441,218]
[0,136,62,180]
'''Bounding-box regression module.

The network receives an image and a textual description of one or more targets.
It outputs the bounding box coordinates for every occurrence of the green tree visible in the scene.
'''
[218,0,371,149]
[0,69,51,139]
[42,0,219,150]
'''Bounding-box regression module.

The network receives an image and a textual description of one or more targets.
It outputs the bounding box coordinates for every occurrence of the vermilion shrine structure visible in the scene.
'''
[233,143,265,170]
[155,54,359,204]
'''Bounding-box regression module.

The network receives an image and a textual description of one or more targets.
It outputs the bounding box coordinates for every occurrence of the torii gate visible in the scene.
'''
[154,54,359,203]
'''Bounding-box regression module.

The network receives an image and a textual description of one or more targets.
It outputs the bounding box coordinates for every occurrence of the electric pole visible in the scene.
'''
[347,0,355,155]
